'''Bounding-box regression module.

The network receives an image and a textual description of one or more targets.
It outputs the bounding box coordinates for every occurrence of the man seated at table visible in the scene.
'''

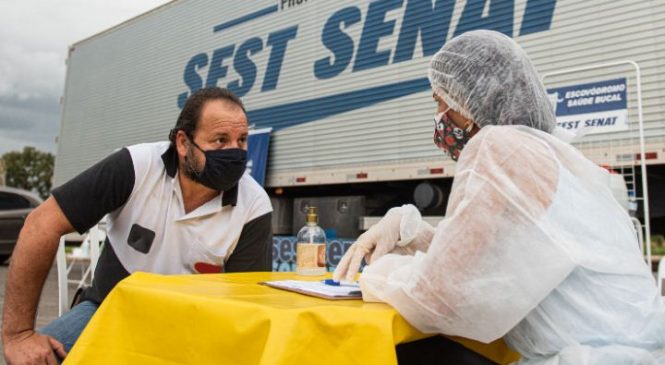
[2,87,273,364]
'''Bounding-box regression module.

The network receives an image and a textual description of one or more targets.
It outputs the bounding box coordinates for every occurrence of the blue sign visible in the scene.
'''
[547,78,627,116]
[247,128,271,186]
[547,78,628,134]
[272,236,355,272]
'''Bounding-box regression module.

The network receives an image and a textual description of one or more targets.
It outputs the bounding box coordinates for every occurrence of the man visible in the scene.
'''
[2,87,273,364]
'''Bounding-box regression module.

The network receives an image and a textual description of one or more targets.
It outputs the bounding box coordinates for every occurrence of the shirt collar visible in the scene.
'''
[161,144,238,207]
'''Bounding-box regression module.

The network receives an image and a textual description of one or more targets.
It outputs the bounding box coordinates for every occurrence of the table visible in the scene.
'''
[64,272,520,365]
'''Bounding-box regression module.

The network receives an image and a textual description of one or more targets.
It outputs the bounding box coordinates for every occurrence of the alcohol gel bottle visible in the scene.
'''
[296,206,327,275]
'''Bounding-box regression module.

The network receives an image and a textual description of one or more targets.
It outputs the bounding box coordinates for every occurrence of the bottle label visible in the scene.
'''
[296,243,326,270]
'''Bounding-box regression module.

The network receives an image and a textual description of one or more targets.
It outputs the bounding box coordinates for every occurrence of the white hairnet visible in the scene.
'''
[428,30,556,133]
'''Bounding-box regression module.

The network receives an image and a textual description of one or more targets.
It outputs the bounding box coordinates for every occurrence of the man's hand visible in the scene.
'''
[3,330,67,365]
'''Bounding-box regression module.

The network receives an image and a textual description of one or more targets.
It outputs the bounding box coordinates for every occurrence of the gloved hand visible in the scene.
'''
[333,204,435,282]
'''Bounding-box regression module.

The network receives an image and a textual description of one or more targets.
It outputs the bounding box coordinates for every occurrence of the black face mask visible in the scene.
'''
[184,138,247,191]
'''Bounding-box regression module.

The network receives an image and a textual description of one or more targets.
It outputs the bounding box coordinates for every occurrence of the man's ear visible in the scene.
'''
[175,130,189,158]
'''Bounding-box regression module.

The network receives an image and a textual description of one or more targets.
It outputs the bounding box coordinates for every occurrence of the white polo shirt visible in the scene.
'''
[52,141,273,303]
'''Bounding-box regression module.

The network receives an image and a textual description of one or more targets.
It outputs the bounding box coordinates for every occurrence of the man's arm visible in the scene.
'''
[2,197,73,364]
[2,148,135,364]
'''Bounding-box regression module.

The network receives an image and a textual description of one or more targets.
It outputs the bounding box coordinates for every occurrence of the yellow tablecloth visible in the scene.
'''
[65,272,520,365]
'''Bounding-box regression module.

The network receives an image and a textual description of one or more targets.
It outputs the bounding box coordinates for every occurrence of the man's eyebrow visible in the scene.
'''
[212,131,249,138]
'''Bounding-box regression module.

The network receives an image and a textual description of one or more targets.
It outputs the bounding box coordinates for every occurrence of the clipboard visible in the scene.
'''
[260,280,362,300]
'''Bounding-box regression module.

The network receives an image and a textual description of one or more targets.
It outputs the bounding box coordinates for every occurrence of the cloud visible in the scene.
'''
[0,0,169,155]
[0,94,59,154]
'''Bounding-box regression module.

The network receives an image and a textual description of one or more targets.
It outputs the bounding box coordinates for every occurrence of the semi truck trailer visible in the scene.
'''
[55,0,665,239]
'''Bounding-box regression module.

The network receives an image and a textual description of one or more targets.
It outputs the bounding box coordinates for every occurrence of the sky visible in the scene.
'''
[0,0,170,156]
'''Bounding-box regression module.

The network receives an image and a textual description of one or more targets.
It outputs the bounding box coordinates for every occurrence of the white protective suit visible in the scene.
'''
[360,125,665,364]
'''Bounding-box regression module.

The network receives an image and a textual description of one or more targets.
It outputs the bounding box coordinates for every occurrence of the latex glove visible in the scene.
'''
[333,204,435,282]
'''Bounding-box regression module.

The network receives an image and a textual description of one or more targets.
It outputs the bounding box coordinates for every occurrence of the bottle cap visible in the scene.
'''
[306,206,318,224]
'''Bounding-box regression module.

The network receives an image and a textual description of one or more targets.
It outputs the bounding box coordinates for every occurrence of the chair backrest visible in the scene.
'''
[86,225,105,279]
[56,236,69,316]
[658,258,665,298]
[56,224,106,316]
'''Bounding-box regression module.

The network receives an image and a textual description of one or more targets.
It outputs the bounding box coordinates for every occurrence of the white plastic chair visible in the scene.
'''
[56,225,105,315]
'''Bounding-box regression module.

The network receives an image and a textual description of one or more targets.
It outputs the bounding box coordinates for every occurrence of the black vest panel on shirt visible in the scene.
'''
[81,237,130,304]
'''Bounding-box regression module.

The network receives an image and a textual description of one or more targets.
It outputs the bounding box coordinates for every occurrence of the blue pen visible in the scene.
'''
[322,279,360,287]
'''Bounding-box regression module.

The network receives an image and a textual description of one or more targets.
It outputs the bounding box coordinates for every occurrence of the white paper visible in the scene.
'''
[264,280,361,298]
